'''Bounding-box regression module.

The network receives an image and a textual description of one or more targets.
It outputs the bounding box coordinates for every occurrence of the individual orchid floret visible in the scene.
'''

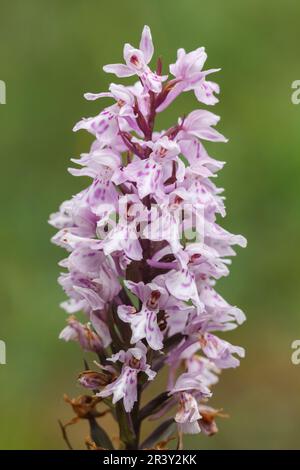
[185,355,220,388]
[148,136,180,161]
[73,84,137,147]
[174,392,202,435]
[117,280,170,350]
[156,47,220,112]
[68,146,121,180]
[113,136,184,200]
[171,372,212,397]
[103,25,166,93]
[197,284,246,331]
[100,194,147,261]
[178,137,225,177]
[99,342,156,412]
[199,333,245,369]
[165,267,204,313]
[57,248,120,319]
[170,372,211,435]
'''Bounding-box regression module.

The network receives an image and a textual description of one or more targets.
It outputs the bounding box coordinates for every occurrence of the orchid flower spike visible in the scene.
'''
[50,25,246,450]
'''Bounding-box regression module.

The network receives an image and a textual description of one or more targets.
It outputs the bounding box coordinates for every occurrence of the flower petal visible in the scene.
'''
[139,25,154,64]
[103,63,134,77]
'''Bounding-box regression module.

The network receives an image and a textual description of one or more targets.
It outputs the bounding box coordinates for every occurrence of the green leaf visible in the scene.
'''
[141,418,176,449]
[112,304,131,345]
[107,308,124,352]
[139,392,171,422]
[116,402,137,449]
[89,417,114,450]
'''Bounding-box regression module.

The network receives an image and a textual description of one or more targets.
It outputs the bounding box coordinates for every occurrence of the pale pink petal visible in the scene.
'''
[139,25,154,64]
[103,63,134,77]
[84,92,112,101]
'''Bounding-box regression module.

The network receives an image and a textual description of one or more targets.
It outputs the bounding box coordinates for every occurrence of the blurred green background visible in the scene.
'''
[1,0,300,449]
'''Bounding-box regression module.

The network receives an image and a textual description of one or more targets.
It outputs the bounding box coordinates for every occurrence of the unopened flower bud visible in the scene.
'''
[78,370,114,389]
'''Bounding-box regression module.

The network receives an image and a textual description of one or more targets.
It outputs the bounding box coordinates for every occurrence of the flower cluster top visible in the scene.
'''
[50,26,246,437]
